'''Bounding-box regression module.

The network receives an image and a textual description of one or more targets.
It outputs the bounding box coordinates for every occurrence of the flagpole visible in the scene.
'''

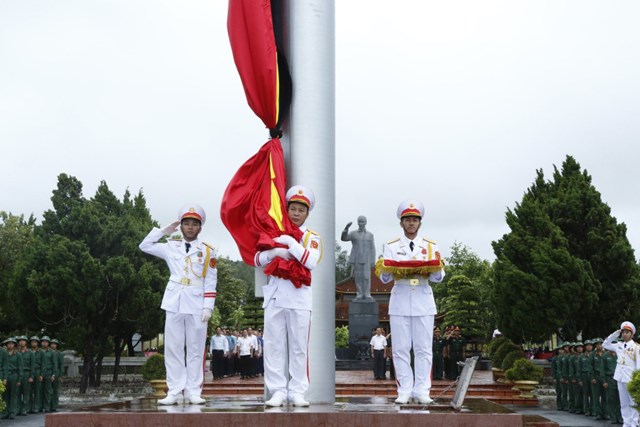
[284,0,336,404]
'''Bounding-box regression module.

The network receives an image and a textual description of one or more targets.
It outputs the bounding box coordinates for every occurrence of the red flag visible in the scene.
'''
[220,139,301,263]
[227,0,291,134]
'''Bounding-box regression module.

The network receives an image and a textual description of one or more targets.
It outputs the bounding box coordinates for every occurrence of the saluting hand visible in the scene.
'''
[344,222,352,230]
[161,220,180,236]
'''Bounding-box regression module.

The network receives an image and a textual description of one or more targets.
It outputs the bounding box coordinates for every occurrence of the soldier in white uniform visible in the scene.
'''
[603,321,640,427]
[254,185,322,407]
[378,200,445,405]
[139,204,217,405]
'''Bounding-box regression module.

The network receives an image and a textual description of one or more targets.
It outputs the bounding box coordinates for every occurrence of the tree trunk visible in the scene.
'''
[95,355,104,388]
[79,344,94,394]
[127,335,136,357]
[113,336,123,383]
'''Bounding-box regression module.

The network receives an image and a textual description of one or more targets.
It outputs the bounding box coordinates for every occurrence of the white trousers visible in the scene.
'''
[390,314,434,397]
[164,311,207,397]
[618,380,639,427]
[263,299,311,398]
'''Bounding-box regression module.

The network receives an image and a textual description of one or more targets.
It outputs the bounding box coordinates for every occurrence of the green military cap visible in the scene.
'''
[40,335,51,342]
[593,338,603,343]
[5,337,17,344]
[17,335,28,342]
[574,341,583,347]
[584,339,593,345]
[30,336,40,342]
[50,338,60,345]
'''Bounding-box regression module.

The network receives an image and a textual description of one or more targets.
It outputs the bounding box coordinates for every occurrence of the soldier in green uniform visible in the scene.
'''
[50,339,64,411]
[590,338,607,420]
[1,338,23,420]
[28,336,41,413]
[559,342,571,412]
[16,335,32,416]
[579,339,594,416]
[431,327,446,380]
[447,326,465,380]
[551,345,565,410]
[603,349,623,424]
[38,336,57,412]
[572,342,584,414]
[563,342,575,413]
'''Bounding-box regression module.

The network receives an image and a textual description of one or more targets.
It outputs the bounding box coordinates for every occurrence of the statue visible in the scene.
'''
[341,216,376,301]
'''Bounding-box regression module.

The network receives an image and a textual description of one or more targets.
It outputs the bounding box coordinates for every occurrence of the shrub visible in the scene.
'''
[0,381,5,413]
[505,358,543,382]
[487,336,509,358]
[493,341,520,369]
[142,354,166,381]
[627,369,640,408]
[501,350,525,371]
[336,326,349,349]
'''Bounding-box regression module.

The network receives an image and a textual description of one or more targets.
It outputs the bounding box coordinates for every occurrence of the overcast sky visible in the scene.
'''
[1,1,639,263]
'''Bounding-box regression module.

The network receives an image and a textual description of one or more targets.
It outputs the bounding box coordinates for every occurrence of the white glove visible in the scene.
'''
[273,235,296,248]
[161,220,180,236]
[266,247,292,261]
[201,308,212,323]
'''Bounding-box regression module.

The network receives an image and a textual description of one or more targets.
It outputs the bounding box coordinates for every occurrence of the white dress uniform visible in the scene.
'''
[139,205,217,401]
[379,200,445,403]
[254,185,322,404]
[603,321,640,427]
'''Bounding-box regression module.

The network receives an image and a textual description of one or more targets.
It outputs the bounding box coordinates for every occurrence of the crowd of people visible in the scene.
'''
[550,321,640,425]
[0,335,64,420]
[207,327,264,381]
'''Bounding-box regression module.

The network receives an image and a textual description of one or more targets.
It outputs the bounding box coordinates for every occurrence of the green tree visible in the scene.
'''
[335,242,350,283]
[441,275,485,339]
[10,174,166,392]
[0,212,36,333]
[491,156,637,343]
[435,243,494,339]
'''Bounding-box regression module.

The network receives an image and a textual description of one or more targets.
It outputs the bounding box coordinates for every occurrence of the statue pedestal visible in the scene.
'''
[348,300,379,360]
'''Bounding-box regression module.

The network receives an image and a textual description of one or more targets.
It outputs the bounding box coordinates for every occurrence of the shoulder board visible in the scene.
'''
[305,229,320,236]
[203,242,218,256]
[387,238,400,244]
[422,237,437,244]
[169,235,182,241]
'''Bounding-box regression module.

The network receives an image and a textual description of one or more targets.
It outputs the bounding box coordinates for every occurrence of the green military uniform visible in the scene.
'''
[559,343,572,411]
[431,328,446,380]
[551,347,565,410]
[50,339,64,411]
[1,338,24,420]
[28,336,42,413]
[447,332,465,380]
[603,350,622,424]
[571,342,584,414]
[17,335,33,416]
[39,336,58,412]
[579,340,594,416]
[590,338,607,420]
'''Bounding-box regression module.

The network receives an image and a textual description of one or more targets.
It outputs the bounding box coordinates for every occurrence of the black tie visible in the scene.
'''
[185,242,191,253]
[409,241,415,252]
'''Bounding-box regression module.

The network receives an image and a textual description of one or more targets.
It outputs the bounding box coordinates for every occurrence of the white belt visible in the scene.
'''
[396,278,429,286]
[169,275,203,286]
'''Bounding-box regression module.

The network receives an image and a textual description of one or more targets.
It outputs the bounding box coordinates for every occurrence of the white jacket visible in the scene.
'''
[604,331,640,382]
[139,228,217,316]
[255,225,322,311]
[380,236,445,317]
